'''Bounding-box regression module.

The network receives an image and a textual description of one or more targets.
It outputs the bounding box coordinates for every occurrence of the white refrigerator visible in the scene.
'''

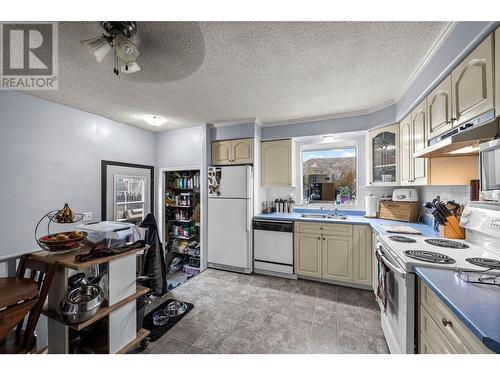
[207,165,253,274]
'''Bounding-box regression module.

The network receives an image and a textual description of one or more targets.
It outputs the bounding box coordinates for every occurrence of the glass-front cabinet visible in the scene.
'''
[367,123,400,186]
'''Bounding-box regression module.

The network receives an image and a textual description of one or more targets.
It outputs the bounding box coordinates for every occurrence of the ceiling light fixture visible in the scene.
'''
[80,22,141,76]
[323,135,335,142]
[144,115,167,127]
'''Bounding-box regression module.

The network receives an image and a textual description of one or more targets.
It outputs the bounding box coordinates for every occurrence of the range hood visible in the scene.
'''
[414,110,499,158]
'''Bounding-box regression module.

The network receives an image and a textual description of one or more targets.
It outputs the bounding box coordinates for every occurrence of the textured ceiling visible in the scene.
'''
[28,22,448,131]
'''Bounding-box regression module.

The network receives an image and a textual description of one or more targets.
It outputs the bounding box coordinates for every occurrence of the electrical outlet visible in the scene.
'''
[83,212,93,222]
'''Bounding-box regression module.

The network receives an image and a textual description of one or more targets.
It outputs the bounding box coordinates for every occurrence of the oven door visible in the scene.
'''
[480,138,500,201]
[376,242,415,354]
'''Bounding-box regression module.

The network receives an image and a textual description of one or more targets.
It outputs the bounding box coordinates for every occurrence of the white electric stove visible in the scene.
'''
[375,201,500,355]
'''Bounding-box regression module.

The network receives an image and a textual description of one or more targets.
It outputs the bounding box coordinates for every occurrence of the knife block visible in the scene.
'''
[439,222,465,239]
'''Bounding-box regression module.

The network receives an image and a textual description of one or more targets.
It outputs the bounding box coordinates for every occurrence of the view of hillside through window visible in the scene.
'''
[302,147,357,204]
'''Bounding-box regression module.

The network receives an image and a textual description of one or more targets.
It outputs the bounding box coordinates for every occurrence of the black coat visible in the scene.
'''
[139,213,167,295]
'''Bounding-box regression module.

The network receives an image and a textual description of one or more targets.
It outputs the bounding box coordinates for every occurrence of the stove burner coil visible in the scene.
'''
[388,235,416,243]
[424,239,469,249]
[465,257,500,270]
[404,250,456,264]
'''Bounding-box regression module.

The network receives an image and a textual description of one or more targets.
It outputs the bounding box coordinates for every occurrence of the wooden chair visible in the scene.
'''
[0,255,56,354]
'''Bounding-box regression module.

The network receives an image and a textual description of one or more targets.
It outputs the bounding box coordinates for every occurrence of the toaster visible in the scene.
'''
[392,188,418,202]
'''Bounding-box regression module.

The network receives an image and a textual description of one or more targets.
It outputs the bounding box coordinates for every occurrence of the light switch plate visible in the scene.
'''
[83,212,93,221]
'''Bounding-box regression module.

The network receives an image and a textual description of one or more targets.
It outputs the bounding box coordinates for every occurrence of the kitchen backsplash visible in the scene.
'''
[264,184,471,213]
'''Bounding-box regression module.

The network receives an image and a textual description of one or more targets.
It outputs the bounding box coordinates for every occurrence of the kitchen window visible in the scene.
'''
[302,147,357,204]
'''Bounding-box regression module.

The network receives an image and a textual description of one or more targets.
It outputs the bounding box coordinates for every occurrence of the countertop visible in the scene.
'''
[253,210,438,237]
[415,266,500,353]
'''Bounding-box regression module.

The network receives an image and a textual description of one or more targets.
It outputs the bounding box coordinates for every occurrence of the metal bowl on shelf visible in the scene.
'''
[60,284,105,324]
[164,300,188,317]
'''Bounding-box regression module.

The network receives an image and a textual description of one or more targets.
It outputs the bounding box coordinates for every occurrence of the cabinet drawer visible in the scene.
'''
[419,332,436,354]
[420,281,492,353]
[420,306,457,354]
[294,222,352,236]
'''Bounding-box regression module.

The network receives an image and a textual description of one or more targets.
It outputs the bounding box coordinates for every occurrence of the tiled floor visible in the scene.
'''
[144,268,389,354]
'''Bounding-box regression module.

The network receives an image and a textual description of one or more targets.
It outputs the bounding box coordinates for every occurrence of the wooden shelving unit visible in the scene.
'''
[42,286,150,331]
[117,329,150,354]
[32,247,150,354]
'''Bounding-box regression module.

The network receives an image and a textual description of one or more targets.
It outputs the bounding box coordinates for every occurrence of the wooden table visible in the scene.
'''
[31,244,150,354]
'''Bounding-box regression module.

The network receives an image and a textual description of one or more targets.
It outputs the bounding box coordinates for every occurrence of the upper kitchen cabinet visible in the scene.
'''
[495,28,500,113]
[400,101,428,186]
[231,138,254,164]
[427,76,453,140]
[211,138,254,165]
[451,34,494,128]
[400,113,412,185]
[261,139,296,187]
[411,101,428,185]
[367,123,400,186]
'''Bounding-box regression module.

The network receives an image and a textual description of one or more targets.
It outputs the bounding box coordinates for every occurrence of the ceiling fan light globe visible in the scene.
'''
[120,60,141,74]
[80,36,112,63]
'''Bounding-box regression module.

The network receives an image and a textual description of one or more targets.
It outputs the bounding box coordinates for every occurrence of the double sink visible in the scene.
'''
[301,213,349,221]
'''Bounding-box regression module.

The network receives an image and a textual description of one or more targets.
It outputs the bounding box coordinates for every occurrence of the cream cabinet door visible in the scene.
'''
[294,233,322,278]
[261,139,295,187]
[352,225,372,286]
[411,101,428,185]
[426,76,453,140]
[495,28,500,114]
[367,123,400,186]
[212,141,232,165]
[451,34,494,127]
[371,231,378,292]
[322,235,353,282]
[231,138,253,164]
[399,114,412,185]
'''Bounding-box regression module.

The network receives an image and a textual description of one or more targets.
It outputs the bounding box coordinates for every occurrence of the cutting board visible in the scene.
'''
[380,225,421,235]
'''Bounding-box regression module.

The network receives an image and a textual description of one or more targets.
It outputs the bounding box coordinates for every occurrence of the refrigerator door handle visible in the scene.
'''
[246,198,251,232]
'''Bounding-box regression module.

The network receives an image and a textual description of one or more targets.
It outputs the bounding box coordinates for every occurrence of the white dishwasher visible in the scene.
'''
[253,220,294,277]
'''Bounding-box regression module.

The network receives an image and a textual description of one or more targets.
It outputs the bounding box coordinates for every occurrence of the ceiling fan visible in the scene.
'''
[80,21,141,75]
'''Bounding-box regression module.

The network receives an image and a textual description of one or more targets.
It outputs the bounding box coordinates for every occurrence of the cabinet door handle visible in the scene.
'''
[317,237,321,240]
[322,238,325,241]
[441,317,453,328]
[450,117,457,122]
[320,227,323,230]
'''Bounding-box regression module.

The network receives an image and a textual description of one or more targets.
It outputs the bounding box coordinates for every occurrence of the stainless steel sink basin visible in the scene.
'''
[301,214,329,219]
[301,214,348,220]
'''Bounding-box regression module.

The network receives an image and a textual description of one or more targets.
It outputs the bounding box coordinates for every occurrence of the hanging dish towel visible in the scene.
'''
[375,249,391,312]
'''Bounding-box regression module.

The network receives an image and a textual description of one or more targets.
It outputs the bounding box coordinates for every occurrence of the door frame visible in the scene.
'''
[158,165,206,272]
[101,160,155,221]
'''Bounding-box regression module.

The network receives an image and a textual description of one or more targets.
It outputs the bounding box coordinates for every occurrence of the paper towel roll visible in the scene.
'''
[365,194,378,218]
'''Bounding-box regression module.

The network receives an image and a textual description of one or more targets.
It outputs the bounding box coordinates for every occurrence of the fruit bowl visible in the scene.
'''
[39,231,88,251]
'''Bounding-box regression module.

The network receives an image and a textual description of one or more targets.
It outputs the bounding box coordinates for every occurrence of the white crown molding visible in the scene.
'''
[211,118,256,128]
[261,99,395,128]
[394,21,457,102]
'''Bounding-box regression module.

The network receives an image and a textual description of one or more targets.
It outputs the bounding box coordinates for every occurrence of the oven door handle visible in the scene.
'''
[376,246,406,276]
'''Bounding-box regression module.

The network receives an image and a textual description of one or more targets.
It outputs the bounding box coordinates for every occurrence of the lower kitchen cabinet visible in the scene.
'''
[294,232,322,278]
[371,230,378,291]
[418,280,493,354]
[294,222,372,287]
[353,225,372,286]
[322,235,352,282]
